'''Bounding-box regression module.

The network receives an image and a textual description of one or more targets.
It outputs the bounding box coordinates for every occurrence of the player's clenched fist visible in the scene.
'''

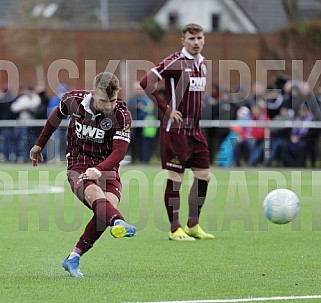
[85,167,102,180]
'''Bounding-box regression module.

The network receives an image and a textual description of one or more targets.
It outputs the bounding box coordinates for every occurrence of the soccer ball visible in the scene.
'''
[263,189,300,224]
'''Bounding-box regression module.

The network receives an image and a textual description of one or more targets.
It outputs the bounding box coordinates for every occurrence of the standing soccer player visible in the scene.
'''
[140,24,214,241]
[30,72,136,277]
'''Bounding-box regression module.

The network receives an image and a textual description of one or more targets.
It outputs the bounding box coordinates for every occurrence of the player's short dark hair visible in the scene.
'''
[94,72,120,99]
[182,24,204,37]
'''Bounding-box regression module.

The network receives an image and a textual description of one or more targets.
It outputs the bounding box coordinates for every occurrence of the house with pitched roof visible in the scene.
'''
[154,0,321,33]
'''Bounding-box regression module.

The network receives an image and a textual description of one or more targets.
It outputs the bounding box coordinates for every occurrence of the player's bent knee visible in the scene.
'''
[193,169,211,182]
[84,184,104,204]
[167,170,184,183]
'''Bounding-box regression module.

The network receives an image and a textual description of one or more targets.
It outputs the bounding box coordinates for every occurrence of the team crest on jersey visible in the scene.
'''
[100,118,113,130]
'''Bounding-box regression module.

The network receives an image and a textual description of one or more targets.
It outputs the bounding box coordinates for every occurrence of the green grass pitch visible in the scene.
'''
[1,164,321,303]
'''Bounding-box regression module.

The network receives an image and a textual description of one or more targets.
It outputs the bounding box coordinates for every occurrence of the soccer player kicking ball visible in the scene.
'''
[30,72,136,277]
[140,24,214,241]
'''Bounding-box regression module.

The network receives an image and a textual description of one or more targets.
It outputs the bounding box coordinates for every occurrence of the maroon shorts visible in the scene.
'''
[159,129,210,173]
[67,165,122,207]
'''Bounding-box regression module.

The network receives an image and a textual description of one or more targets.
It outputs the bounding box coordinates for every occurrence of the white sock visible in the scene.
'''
[68,252,80,260]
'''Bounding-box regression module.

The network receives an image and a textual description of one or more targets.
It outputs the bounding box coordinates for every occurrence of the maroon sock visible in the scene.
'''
[74,198,124,256]
[187,178,208,228]
[74,214,104,256]
[164,179,182,233]
[92,198,124,231]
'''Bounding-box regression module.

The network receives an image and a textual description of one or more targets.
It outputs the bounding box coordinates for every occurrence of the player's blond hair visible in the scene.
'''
[182,24,204,37]
[94,72,120,99]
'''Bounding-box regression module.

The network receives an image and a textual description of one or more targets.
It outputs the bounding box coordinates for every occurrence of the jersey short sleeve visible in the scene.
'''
[152,52,182,81]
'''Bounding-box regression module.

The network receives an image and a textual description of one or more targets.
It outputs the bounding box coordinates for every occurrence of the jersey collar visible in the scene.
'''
[182,47,204,63]
[81,93,102,119]
[182,47,204,66]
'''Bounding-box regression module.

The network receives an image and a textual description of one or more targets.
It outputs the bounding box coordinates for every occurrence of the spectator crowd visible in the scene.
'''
[202,77,321,168]
[0,76,320,168]
[0,83,67,163]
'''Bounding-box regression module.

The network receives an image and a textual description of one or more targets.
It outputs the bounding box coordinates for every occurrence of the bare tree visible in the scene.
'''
[282,0,298,21]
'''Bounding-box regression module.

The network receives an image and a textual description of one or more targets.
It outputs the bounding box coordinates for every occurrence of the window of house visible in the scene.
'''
[168,12,178,28]
[212,13,220,31]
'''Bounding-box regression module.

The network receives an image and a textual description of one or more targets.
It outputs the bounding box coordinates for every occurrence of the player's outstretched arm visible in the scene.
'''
[30,106,65,167]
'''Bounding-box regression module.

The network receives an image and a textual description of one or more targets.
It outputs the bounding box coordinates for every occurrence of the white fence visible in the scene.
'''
[0,119,321,128]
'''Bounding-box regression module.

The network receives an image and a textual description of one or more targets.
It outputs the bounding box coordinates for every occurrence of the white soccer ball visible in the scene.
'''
[263,189,300,224]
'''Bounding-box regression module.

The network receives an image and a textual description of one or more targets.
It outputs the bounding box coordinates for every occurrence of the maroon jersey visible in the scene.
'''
[36,90,131,171]
[152,48,207,136]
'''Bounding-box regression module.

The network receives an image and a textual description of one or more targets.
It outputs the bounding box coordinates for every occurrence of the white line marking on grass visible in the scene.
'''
[125,295,321,303]
[0,186,65,195]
